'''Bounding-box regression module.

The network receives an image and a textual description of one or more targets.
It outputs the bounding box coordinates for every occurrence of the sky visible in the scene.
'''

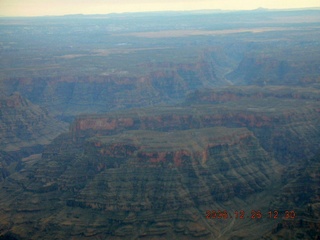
[0,0,319,17]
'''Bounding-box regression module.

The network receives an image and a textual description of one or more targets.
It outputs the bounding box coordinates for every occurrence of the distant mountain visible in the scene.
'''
[253,7,269,11]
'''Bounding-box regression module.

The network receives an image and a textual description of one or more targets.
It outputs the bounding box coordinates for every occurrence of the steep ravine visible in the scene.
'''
[0,92,68,152]
[0,95,319,239]
[0,127,279,239]
[0,56,224,118]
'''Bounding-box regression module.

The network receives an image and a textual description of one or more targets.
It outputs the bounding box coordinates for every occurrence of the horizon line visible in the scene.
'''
[1,6,320,18]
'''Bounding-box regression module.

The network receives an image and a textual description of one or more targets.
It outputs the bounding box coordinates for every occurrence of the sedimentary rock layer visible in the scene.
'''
[0,93,68,151]
[0,94,319,239]
[0,56,222,117]
[0,126,278,239]
[70,98,320,163]
[227,48,320,86]
[185,86,320,104]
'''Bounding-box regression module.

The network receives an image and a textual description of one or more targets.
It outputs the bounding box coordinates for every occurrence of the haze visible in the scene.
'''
[1,0,320,17]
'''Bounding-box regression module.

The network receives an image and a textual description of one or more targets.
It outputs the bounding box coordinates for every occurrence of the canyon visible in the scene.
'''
[0,93,67,152]
[0,9,320,240]
[1,90,319,239]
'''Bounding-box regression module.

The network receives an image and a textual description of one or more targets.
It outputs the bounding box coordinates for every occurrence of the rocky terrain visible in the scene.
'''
[226,46,320,87]
[0,9,320,240]
[185,86,320,104]
[0,52,222,119]
[0,92,67,152]
[263,152,320,240]
[0,89,319,239]
[0,151,18,182]
[0,127,278,239]
[70,95,320,164]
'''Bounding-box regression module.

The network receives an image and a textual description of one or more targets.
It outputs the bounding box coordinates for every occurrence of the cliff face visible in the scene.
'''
[0,93,68,151]
[1,10,320,240]
[0,151,18,182]
[0,93,319,239]
[264,153,320,240]
[185,86,320,104]
[227,48,320,86]
[0,127,278,239]
[0,57,223,118]
[70,97,320,164]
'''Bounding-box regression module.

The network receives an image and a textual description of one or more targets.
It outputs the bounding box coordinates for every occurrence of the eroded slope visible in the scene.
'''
[0,93,68,152]
[0,94,319,239]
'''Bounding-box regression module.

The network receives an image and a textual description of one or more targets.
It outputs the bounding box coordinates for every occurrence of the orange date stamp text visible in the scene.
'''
[205,210,296,220]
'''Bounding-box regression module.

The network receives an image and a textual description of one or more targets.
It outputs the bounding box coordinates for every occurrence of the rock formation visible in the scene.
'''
[0,151,18,182]
[0,10,320,239]
[0,92,319,239]
[263,153,320,240]
[70,95,320,164]
[0,56,223,119]
[227,48,320,86]
[0,93,68,152]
